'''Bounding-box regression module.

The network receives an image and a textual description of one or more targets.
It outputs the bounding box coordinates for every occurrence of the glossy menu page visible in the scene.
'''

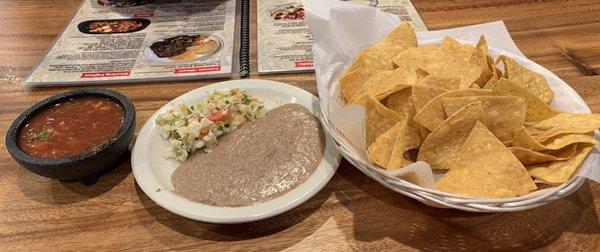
[256,0,427,74]
[25,0,239,87]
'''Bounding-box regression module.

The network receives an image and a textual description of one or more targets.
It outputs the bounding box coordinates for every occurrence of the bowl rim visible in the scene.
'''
[5,88,136,166]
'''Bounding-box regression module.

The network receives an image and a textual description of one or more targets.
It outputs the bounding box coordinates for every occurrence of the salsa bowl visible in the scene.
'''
[5,88,136,181]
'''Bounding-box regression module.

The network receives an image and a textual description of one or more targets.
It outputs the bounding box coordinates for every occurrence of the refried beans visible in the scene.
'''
[171,103,325,207]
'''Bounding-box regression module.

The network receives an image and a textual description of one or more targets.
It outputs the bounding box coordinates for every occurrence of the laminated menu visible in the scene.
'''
[24,0,244,87]
[256,0,427,74]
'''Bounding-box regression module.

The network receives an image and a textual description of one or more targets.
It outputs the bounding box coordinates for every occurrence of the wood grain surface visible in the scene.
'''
[1,0,600,251]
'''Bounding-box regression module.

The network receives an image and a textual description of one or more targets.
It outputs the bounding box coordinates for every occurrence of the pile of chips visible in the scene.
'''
[340,22,600,199]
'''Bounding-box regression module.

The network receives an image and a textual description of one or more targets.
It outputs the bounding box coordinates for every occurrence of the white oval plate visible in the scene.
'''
[131,79,341,223]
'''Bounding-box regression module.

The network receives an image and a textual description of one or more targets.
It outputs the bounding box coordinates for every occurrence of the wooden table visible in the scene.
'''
[1,0,599,250]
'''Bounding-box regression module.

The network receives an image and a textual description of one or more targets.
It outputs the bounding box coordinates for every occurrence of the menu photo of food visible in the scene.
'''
[77,18,150,34]
[96,0,154,7]
[143,34,223,63]
[257,0,427,73]
[270,4,305,20]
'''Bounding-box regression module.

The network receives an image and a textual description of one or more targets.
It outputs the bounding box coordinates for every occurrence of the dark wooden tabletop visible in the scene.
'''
[1,0,599,250]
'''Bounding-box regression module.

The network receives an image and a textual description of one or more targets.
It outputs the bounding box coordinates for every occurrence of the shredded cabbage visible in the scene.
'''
[155,89,265,162]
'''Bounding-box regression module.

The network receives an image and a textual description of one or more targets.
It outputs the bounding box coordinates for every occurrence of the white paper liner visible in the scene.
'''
[304,0,600,191]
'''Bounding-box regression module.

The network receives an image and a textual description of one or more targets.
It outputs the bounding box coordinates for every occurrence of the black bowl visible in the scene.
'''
[5,88,136,180]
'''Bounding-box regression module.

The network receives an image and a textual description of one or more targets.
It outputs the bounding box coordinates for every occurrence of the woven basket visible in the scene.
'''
[317,107,588,213]
[313,37,598,212]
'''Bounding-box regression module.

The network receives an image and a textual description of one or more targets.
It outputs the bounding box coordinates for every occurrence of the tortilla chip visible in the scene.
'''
[525,113,600,142]
[388,119,414,169]
[415,68,430,80]
[482,75,498,90]
[392,45,482,89]
[385,90,423,149]
[368,121,405,168]
[512,127,550,151]
[405,120,423,149]
[403,98,423,150]
[385,88,412,113]
[509,144,577,165]
[347,50,396,72]
[497,55,554,104]
[436,121,537,198]
[469,36,494,87]
[340,68,383,103]
[489,78,559,121]
[412,86,448,112]
[346,23,417,73]
[383,22,419,46]
[391,102,423,149]
[353,94,402,146]
[385,88,423,150]
[373,101,423,169]
[528,144,595,184]
[388,126,411,169]
[482,58,501,89]
[487,55,497,74]
[440,37,475,61]
[513,127,598,151]
[417,102,485,169]
[351,67,418,103]
[367,116,417,170]
[363,38,413,57]
[414,89,498,131]
[388,152,412,169]
[543,133,598,149]
[493,66,502,79]
[441,96,526,142]
[419,126,431,141]
[418,75,461,91]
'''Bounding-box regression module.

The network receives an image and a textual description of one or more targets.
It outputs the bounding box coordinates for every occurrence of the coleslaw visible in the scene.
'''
[155,89,265,162]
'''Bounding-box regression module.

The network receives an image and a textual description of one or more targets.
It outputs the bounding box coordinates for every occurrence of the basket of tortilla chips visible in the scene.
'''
[313,21,600,212]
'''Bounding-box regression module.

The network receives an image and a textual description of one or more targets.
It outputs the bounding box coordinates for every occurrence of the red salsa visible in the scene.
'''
[18,97,125,159]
